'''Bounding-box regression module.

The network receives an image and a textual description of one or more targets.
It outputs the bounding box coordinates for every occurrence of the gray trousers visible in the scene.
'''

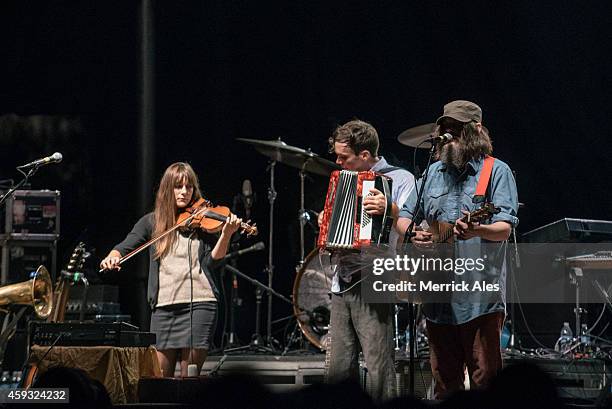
[324,287,396,401]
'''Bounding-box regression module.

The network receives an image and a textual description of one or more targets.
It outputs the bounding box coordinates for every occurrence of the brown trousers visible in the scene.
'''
[426,311,505,399]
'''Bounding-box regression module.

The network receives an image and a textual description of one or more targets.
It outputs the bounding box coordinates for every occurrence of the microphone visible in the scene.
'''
[431,133,453,143]
[223,241,265,260]
[17,152,63,168]
[242,179,253,219]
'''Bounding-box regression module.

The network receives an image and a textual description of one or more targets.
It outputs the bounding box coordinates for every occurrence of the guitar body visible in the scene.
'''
[48,281,70,323]
[427,203,501,244]
[427,220,455,244]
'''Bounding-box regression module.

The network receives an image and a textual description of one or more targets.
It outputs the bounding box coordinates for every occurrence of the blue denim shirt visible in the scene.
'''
[399,156,519,324]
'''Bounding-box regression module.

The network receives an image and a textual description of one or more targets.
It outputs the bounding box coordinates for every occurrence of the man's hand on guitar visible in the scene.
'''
[396,218,433,247]
[411,227,434,245]
[454,210,480,240]
[363,188,386,215]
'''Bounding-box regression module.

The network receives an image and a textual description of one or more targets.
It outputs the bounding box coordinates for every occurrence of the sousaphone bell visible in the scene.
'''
[0,266,54,319]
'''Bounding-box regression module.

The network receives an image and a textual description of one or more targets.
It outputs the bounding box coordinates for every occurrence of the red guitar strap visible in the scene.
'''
[473,155,495,203]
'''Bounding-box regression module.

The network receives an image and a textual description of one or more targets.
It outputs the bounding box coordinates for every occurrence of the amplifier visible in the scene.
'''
[29,322,156,347]
[65,301,121,315]
[1,190,60,240]
[0,241,57,284]
[69,284,119,303]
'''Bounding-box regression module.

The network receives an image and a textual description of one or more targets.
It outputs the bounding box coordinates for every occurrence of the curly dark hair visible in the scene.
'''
[328,119,379,157]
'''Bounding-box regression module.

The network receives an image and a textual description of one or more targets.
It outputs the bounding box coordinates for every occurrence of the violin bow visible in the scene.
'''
[98,206,209,273]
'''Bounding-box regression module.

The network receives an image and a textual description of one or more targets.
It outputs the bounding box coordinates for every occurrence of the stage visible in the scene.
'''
[140,352,610,403]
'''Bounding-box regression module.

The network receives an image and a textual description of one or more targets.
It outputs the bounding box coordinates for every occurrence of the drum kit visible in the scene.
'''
[236,125,434,352]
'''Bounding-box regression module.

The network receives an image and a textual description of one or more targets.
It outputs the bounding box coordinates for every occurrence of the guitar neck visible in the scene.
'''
[48,279,71,323]
[429,207,496,243]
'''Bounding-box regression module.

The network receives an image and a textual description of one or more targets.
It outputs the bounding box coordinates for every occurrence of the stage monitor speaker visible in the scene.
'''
[360,357,433,399]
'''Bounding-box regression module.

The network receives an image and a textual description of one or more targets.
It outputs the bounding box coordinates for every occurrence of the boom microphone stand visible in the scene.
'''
[221,263,299,356]
[0,165,40,206]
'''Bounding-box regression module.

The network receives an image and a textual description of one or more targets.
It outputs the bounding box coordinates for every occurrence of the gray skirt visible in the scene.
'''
[150,301,217,350]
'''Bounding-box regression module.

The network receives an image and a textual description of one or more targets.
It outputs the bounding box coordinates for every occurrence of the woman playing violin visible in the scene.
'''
[100,162,241,377]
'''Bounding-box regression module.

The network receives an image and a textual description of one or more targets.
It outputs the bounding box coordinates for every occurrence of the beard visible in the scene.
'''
[439,141,467,170]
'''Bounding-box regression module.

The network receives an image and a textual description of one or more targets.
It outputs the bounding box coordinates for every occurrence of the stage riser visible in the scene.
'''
[200,358,325,392]
[198,355,610,401]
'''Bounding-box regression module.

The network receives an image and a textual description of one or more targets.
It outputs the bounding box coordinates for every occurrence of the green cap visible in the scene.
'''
[436,100,482,124]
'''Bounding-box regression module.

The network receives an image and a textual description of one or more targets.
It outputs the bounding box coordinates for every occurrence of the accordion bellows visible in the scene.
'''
[318,170,393,250]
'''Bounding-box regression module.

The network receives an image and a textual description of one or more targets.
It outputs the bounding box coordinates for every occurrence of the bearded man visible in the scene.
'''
[396,100,519,398]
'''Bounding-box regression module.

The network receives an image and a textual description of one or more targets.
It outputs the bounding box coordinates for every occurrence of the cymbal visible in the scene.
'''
[397,123,437,148]
[237,138,340,176]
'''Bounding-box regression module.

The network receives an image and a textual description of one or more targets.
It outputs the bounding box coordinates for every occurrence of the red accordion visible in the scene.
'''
[317,170,393,250]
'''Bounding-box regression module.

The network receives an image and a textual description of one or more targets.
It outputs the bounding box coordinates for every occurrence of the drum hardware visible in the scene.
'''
[397,123,437,149]
[298,168,307,265]
[396,307,428,357]
[394,305,401,351]
[296,157,335,266]
[236,138,340,177]
[237,137,340,350]
[397,123,492,150]
[237,137,339,264]
[281,322,304,355]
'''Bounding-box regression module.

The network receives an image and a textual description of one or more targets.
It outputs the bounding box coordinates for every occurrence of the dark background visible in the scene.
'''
[1,1,611,349]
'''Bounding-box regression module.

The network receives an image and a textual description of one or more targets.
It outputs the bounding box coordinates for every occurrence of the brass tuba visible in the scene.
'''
[0,265,54,318]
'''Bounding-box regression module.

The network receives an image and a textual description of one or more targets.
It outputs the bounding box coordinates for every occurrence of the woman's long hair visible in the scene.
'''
[152,162,202,260]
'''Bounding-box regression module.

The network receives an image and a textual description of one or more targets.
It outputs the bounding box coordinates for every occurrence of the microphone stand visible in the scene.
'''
[265,160,277,349]
[402,138,437,396]
[226,241,241,348]
[221,264,303,355]
[211,263,317,376]
[0,165,41,206]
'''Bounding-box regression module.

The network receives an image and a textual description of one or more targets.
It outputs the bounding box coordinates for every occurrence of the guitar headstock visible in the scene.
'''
[63,242,89,277]
[468,202,501,223]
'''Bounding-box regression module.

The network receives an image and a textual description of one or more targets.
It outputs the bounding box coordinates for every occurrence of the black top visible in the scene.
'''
[113,213,223,309]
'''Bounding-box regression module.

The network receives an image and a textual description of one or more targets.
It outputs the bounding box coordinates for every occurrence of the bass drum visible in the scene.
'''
[292,249,335,350]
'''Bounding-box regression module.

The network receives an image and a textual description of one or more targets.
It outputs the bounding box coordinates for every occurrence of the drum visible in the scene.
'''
[292,249,335,350]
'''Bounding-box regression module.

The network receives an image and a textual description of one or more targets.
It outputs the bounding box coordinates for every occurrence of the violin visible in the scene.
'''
[178,198,258,236]
[99,197,257,272]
